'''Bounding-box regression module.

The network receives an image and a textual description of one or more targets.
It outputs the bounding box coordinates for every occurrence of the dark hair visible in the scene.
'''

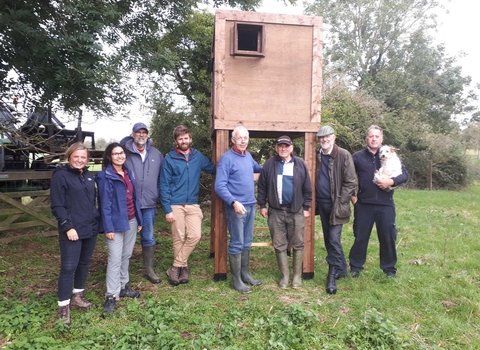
[173,125,191,140]
[65,142,89,161]
[102,143,126,170]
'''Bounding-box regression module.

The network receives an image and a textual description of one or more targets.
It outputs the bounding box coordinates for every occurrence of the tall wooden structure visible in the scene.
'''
[210,10,323,280]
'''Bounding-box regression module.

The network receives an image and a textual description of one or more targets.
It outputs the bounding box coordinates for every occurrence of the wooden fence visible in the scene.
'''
[0,171,56,243]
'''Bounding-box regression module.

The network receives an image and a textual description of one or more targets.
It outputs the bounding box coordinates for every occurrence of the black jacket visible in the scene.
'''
[353,148,408,206]
[257,155,312,213]
[50,165,100,239]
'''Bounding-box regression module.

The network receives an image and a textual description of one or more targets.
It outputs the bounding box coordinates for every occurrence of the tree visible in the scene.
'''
[321,81,384,153]
[0,0,132,115]
[305,0,439,86]
[147,11,215,155]
[305,0,478,188]
[1,0,266,116]
[463,122,480,159]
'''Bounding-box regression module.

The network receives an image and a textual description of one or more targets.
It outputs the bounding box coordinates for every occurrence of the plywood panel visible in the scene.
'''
[222,23,313,124]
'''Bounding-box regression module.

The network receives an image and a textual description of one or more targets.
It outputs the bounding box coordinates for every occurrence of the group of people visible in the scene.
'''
[50,122,408,325]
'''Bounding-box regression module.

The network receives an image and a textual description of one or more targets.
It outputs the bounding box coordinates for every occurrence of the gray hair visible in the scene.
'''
[232,125,249,138]
[366,125,383,138]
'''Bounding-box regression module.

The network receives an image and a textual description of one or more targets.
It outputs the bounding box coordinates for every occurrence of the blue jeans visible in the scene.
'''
[140,207,157,247]
[225,204,255,255]
[58,234,97,302]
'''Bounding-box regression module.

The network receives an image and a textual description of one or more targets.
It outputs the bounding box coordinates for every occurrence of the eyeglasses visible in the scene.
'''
[112,151,125,157]
[234,137,249,142]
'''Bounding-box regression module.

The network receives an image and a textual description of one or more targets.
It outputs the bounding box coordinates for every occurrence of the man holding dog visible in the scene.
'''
[349,125,408,278]
[315,126,357,294]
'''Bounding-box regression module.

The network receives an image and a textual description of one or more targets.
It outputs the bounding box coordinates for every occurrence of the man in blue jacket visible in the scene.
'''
[121,122,164,284]
[349,125,408,278]
[160,125,216,286]
[215,126,263,293]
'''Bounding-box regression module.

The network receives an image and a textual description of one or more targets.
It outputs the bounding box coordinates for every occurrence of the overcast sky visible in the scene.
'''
[77,0,479,142]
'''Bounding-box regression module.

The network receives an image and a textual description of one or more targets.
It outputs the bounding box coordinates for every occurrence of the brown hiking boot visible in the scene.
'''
[178,266,190,284]
[58,305,70,325]
[71,291,92,310]
[166,266,180,286]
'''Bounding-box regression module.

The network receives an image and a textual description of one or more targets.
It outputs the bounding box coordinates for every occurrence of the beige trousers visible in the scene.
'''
[171,204,203,267]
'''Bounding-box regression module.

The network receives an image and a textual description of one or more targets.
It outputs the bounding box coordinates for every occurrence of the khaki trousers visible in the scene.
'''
[171,204,203,267]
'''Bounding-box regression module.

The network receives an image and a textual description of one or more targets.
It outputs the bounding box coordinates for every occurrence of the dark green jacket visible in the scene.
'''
[315,144,357,225]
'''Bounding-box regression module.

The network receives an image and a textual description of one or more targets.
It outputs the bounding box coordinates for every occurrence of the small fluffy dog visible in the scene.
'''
[373,145,403,191]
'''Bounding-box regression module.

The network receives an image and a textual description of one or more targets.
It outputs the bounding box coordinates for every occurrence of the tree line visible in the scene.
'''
[1,0,478,189]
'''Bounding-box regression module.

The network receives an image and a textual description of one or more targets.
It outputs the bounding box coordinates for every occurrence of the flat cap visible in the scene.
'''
[316,126,335,137]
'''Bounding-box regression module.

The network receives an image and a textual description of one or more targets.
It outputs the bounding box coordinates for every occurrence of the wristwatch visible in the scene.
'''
[231,201,236,206]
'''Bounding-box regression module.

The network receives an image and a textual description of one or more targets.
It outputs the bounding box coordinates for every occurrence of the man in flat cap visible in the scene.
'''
[257,135,312,288]
[120,122,164,284]
[315,126,357,294]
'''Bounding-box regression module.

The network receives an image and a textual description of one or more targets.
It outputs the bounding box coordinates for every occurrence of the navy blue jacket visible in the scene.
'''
[257,155,312,213]
[50,165,100,239]
[353,148,408,206]
[96,165,143,233]
[160,148,216,214]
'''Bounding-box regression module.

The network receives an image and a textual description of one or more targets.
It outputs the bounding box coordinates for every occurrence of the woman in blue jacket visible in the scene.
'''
[96,143,143,313]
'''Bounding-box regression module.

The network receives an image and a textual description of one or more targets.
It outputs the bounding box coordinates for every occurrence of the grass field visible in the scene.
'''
[1,185,480,349]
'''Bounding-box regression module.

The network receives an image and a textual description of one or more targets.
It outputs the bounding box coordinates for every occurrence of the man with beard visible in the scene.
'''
[315,126,357,294]
[160,125,216,286]
[120,122,163,284]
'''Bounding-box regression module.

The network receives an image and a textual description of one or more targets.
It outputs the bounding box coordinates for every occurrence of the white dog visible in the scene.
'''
[373,145,402,191]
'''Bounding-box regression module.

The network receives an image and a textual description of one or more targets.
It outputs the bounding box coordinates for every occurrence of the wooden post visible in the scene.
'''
[302,132,317,279]
[211,129,230,281]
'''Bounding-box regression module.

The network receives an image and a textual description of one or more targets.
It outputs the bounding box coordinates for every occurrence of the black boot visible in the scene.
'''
[229,254,252,293]
[326,265,337,294]
[120,283,140,298]
[142,245,161,284]
[102,296,116,314]
[240,250,262,286]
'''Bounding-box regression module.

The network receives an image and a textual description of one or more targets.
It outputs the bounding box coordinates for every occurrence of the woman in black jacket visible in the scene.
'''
[50,142,100,325]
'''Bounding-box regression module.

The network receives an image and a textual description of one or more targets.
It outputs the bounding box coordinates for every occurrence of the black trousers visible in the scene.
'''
[317,202,347,274]
[349,202,397,274]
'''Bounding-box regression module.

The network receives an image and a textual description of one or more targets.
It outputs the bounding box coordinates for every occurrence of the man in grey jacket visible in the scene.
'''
[257,135,312,289]
[315,126,357,294]
[120,122,164,284]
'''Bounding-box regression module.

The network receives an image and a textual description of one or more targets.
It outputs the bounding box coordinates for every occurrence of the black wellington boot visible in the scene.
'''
[326,265,337,294]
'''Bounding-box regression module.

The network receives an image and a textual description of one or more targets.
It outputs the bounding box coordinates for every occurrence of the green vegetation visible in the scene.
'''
[1,186,480,349]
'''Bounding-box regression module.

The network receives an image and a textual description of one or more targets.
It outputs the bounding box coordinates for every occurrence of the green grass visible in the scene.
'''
[1,186,480,349]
